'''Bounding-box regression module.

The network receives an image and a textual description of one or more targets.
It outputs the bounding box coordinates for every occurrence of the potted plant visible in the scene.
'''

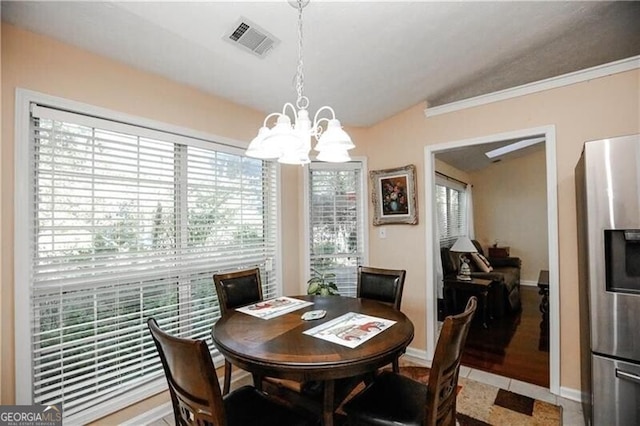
[307,270,340,296]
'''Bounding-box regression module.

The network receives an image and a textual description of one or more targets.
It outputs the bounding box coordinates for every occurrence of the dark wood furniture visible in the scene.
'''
[443,277,492,328]
[357,266,406,310]
[213,267,264,395]
[147,318,317,426]
[488,246,510,258]
[537,269,549,325]
[211,295,415,426]
[441,241,521,319]
[343,297,477,426]
[357,266,407,372]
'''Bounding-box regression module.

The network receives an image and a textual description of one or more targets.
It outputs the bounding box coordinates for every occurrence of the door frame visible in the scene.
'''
[423,125,559,394]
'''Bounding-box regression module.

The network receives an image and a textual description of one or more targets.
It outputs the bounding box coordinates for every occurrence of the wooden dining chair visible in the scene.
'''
[147,318,318,426]
[357,266,406,311]
[213,267,263,394]
[357,266,406,371]
[342,296,477,426]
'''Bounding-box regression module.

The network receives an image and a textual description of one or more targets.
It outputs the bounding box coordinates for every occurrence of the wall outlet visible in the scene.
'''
[378,227,386,239]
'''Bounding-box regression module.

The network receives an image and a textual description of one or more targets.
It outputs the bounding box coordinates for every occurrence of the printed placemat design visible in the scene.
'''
[236,296,313,320]
[303,312,396,348]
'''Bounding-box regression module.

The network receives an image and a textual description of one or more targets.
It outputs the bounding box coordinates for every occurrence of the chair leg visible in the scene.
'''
[392,357,400,373]
[223,360,232,395]
[252,373,264,391]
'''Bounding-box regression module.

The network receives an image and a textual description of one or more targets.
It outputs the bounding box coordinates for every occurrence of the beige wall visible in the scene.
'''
[434,158,472,185]
[0,24,308,409]
[0,24,368,420]
[363,69,639,392]
[2,19,640,420]
[471,149,548,282]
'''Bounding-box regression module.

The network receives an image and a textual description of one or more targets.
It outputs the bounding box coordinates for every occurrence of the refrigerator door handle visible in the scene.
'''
[615,368,640,385]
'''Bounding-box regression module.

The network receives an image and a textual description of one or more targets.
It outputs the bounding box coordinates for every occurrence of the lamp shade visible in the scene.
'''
[314,119,355,152]
[246,127,279,159]
[316,148,351,163]
[450,236,478,253]
[278,146,311,165]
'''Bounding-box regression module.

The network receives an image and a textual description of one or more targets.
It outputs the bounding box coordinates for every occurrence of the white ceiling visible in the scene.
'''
[3,1,640,130]
[435,136,546,172]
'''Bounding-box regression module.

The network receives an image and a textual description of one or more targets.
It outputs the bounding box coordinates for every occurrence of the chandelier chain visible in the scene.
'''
[246,0,353,164]
[295,0,308,110]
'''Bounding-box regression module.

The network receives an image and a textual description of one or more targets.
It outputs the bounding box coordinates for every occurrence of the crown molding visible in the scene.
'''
[425,55,640,118]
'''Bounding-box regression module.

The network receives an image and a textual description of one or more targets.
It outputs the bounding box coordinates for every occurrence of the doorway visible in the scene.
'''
[423,125,559,394]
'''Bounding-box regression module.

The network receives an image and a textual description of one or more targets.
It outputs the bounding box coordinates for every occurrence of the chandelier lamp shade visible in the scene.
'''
[245,0,354,165]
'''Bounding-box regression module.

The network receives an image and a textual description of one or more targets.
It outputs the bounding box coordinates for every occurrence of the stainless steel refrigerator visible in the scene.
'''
[575,134,640,425]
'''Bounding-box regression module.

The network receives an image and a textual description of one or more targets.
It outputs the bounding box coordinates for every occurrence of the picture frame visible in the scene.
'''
[370,164,418,225]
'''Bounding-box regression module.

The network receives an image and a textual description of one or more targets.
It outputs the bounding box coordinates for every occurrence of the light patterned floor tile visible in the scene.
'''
[459,365,472,378]
[467,368,511,389]
[562,407,586,426]
[509,378,557,404]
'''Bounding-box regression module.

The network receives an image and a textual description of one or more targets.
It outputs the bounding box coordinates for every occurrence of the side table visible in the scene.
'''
[444,277,493,328]
[537,270,550,351]
[537,270,549,324]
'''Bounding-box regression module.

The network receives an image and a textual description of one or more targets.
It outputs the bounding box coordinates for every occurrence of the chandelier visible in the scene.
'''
[245,0,354,165]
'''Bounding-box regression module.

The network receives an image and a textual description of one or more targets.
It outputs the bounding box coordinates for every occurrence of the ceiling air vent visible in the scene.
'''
[225,18,280,58]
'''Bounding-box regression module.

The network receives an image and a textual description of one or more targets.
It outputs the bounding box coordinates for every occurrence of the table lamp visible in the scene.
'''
[450,236,478,281]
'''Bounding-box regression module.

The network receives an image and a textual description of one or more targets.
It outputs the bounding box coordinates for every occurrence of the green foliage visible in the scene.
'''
[306,270,340,296]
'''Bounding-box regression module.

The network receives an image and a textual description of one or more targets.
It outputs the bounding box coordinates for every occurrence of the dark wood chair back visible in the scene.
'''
[425,296,477,425]
[147,318,225,426]
[342,297,477,426]
[213,267,263,394]
[357,266,407,372]
[214,267,263,317]
[357,266,406,310]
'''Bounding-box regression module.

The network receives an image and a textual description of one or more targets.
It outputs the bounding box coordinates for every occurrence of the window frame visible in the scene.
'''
[14,89,283,423]
[435,174,468,247]
[302,159,368,296]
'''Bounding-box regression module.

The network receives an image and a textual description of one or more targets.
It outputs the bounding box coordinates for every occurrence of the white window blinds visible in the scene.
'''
[24,104,278,422]
[307,162,365,297]
[435,175,467,247]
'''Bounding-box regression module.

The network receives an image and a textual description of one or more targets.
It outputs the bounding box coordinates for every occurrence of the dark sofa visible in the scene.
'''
[441,240,521,318]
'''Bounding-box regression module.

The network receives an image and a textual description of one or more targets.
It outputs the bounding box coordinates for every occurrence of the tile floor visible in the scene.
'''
[461,365,585,425]
[403,355,585,425]
[149,358,586,425]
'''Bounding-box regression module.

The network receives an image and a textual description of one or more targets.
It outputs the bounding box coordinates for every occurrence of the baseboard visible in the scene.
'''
[120,371,252,425]
[520,280,538,287]
[559,386,582,402]
[119,402,172,426]
[404,346,431,365]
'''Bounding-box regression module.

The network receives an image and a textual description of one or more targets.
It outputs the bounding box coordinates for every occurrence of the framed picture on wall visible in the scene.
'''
[370,164,418,225]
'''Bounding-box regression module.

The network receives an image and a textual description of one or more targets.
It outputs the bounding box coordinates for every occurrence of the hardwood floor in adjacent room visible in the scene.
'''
[461,285,550,388]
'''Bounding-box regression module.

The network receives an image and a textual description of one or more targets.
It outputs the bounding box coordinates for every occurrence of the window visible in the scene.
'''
[305,162,367,297]
[435,175,468,247]
[16,101,279,423]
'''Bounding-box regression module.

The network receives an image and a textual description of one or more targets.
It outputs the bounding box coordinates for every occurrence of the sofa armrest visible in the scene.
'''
[488,256,521,268]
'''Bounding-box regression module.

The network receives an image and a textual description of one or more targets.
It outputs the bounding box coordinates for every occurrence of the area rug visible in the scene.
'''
[337,366,562,426]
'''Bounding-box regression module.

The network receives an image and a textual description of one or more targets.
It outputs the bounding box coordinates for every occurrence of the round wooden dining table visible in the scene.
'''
[211,295,415,426]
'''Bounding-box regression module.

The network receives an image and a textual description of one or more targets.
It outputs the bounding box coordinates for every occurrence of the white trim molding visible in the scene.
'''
[559,386,583,403]
[424,125,560,396]
[425,55,640,117]
[119,402,172,426]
